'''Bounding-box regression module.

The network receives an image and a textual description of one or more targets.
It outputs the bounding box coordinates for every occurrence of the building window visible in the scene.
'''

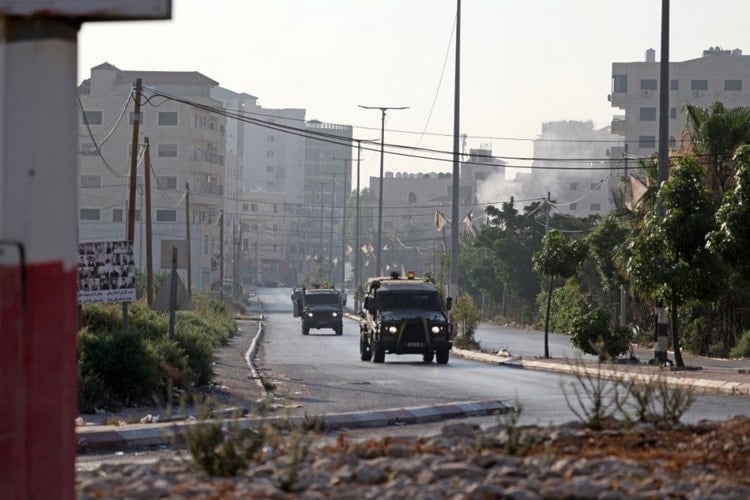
[590,203,601,212]
[157,175,178,189]
[134,209,141,221]
[112,209,123,222]
[82,111,102,125]
[725,79,742,91]
[266,151,274,158]
[242,203,249,212]
[640,79,657,91]
[670,107,677,119]
[156,209,177,222]
[272,224,278,233]
[158,111,178,126]
[204,235,209,255]
[251,223,259,231]
[251,203,258,212]
[157,144,178,158]
[639,107,657,121]
[80,174,101,188]
[639,136,656,148]
[79,208,100,221]
[266,165,274,172]
[670,79,679,90]
[273,204,278,214]
[267,135,275,142]
[691,79,708,91]
[613,75,628,93]
[569,182,578,190]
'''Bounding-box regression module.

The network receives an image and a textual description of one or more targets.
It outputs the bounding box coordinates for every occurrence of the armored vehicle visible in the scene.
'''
[293,285,346,336]
[359,271,452,364]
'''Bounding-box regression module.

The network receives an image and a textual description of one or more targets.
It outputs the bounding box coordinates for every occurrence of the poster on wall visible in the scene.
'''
[77,240,136,304]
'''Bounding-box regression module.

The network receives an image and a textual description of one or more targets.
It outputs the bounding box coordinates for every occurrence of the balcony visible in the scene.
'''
[610,117,627,136]
[190,150,224,166]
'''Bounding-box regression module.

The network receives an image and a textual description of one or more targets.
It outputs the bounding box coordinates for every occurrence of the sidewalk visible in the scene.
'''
[452,347,750,397]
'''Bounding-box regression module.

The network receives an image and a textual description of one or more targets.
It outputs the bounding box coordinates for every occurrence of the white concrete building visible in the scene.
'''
[78,63,227,291]
[531,121,620,217]
[610,46,750,157]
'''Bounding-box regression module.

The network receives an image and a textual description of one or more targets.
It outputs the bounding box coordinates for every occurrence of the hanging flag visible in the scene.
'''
[626,175,648,210]
[332,258,338,265]
[346,244,353,255]
[462,210,475,236]
[435,209,449,231]
[382,244,390,251]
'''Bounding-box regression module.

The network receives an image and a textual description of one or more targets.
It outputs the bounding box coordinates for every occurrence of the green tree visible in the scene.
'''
[624,155,721,367]
[684,102,750,200]
[532,230,586,358]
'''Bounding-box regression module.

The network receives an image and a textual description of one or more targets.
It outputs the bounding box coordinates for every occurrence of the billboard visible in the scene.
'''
[77,240,136,304]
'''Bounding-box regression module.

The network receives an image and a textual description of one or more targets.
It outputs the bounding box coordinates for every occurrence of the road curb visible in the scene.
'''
[76,400,512,453]
[452,348,750,396]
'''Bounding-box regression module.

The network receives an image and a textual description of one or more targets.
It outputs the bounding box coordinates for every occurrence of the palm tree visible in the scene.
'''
[683,102,750,200]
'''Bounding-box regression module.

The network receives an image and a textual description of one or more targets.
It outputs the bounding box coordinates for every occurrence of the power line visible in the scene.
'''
[141,88,684,171]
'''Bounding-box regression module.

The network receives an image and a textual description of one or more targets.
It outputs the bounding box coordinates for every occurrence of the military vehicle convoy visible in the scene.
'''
[359,271,453,364]
[292,285,346,336]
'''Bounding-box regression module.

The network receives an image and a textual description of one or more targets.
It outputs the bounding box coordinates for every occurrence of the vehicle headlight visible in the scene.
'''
[307,312,314,318]
[431,326,441,334]
[387,325,398,334]
[332,312,339,317]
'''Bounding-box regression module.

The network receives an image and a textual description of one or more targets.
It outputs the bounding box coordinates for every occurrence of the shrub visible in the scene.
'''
[78,328,161,408]
[174,325,215,386]
[452,295,481,350]
[730,329,750,358]
[80,303,122,333]
[185,416,267,477]
[536,281,587,334]
[151,336,190,390]
[570,307,630,361]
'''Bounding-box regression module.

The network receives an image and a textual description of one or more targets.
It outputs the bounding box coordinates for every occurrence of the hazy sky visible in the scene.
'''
[78,0,750,182]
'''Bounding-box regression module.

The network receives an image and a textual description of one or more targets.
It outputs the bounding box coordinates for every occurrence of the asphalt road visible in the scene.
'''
[256,287,748,426]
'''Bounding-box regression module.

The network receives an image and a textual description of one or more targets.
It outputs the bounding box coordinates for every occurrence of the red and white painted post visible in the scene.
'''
[0,3,170,499]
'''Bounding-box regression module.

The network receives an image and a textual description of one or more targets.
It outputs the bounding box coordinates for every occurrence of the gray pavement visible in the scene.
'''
[76,308,749,453]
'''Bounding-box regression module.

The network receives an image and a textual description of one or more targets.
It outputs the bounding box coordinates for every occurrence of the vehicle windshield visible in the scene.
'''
[305,293,339,305]
[376,292,441,311]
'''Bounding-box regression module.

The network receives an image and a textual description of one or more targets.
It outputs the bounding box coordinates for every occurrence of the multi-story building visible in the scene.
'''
[235,189,298,286]
[78,63,227,291]
[610,46,750,157]
[531,121,620,217]
[301,120,353,284]
[364,146,503,278]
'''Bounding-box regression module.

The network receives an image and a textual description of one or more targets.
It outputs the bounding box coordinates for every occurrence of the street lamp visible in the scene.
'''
[358,105,408,276]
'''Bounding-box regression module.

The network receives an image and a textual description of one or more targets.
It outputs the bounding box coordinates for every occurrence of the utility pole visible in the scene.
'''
[329,173,336,282]
[450,0,462,304]
[219,211,224,301]
[185,183,192,299]
[127,78,142,243]
[354,142,362,306]
[333,157,353,289]
[144,138,154,306]
[358,104,408,276]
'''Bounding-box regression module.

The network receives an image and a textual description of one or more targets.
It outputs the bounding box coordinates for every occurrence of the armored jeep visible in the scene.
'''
[359,271,452,364]
[293,285,346,336]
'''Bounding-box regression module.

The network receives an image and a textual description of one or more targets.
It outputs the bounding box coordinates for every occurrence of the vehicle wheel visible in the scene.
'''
[373,344,385,363]
[302,324,310,335]
[422,350,434,363]
[360,336,372,361]
[335,322,343,336]
[436,349,449,364]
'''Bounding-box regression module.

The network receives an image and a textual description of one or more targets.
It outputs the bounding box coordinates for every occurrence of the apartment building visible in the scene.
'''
[364,147,502,276]
[531,121,620,217]
[610,46,750,157]
[78,63,227,291]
